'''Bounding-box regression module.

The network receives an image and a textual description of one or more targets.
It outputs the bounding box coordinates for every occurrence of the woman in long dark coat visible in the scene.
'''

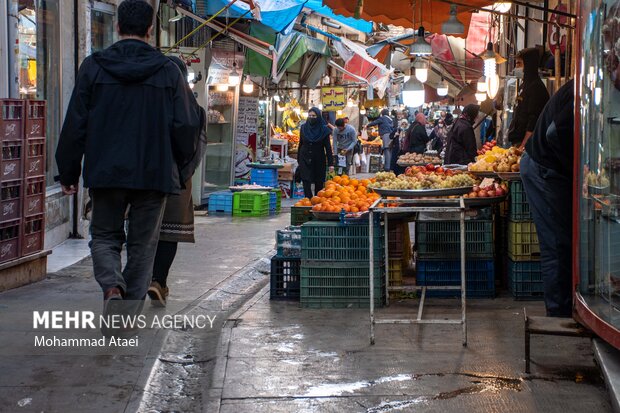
[297,107,334,198]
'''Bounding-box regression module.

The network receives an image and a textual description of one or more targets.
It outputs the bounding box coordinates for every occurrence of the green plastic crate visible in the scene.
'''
[415,220,494,259]
[233,191,270,217]
[508,260,543,300]
[291,206,313,226]
[271,188,282,212]
[300,264,385,308]
[507,220,540,261]
[301,220,384,262]
[509,180,532,221]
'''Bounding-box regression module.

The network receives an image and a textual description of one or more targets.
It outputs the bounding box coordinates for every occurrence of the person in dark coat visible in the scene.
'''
[55,0,201,314]
[366,109,394,171]
[507,48,550,148]
[407,113,430,154]
[444,104,480,165]
[148,56,207,307]
[297,107,334,198]
[521,79,574,317]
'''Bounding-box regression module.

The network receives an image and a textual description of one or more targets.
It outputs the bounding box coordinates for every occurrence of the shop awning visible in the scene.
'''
[322,0,496,38]
[302,0,373,33]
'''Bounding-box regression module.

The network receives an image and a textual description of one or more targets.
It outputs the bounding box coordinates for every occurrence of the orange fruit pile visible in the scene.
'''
[308,175,379,213]
[294,198,312,207]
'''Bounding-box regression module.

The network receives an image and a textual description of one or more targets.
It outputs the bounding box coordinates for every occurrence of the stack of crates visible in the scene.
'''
[415,213,495,298]
[207,190,234,214]
[290,206,313,226]
[507,180,543,299]
[250,167,278,188]
[232,191,270,217]
[300,220,385,308]
[387,220,408,287]
[271,226,302,300]
[268,189,282,214]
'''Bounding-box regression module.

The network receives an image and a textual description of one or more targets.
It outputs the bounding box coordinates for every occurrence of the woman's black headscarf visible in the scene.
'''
[301,107,331,143]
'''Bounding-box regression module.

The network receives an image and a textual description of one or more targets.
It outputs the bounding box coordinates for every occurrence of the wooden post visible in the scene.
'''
[555,45,561,92]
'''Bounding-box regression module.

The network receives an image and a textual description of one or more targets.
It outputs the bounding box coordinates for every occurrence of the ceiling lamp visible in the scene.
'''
[228,62,240,86]
[414,60,428,83]
[475,92,487,103]
[409,27,432,56]
[441,4,464,35]
[436,79,449,96]
[242,77,254,94]
[477,76,487,93]
[402,77,425,107]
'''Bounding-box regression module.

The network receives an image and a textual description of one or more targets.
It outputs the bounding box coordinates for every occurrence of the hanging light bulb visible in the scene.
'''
[273,94,281,102]
[409,27,432,56]
[477,76,487,93]
[414,60,428,83]
[402,77,425,107]
[360,106,366,115]
[228,62,240,86]
[318,103,323,110]
[336,109,343,116]
[475,92,487,102]
[216,84,229,92]
[347,98,356,107]
[242,77,254,94]
[486,74,500,99]
[277,102,286,111]
[436,79,449,96]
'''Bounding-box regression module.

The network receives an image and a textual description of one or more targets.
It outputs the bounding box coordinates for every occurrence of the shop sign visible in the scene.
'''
[321,87,346,110]
[547,0,569,54]
[208,49,245,85]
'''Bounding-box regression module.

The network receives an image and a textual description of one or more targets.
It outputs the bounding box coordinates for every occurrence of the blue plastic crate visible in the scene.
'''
[416,260,495,298]
[508,260,543,300]
[271,256,301,300]
[250,168,278,187]
[208,190,233,213]
[269,191,277,213]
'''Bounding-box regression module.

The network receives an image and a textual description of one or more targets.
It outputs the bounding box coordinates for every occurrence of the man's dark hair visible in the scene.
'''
[335,118,345,127]
[118,0,154,37]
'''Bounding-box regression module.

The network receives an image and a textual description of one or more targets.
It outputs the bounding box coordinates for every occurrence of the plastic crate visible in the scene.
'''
[291,206,312,226]
[301,220,384,262]
[416,260,495,298]
[270,256,301,300]
[272,188,282,212]
[1,141,22,182]
[415,220,494,259]
[388,258,403,286]
[269,191,277,213]
[507,220,540,261]
[0,99,24,141]
[208,190,233,214]
[0,180,21,223]
[300,264,385,308]
[25,100,46,138]
[508,260,543,300]
[276,226,301,258]
[0,219,20,263]
[21,213,44,256]
[24,138,45,178]
[233,191,270,217]
[250,168,278,188]
[509,180,532,221]
[387,220,405,258]
[23,176,44,217]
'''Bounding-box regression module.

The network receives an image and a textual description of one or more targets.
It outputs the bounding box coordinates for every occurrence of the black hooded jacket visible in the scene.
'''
[507,48,550,146]
[56,39,201,194]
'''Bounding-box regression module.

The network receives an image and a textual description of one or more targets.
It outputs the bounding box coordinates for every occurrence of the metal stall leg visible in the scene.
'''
[460,205,467,346]
[384,212,389,306]
[370,208,375,345]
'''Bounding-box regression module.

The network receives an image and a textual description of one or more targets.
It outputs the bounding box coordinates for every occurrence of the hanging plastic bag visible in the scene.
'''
[360,152,368,167]
[337,154,347,167]
[361,129,368,141]
[353,153,361,167]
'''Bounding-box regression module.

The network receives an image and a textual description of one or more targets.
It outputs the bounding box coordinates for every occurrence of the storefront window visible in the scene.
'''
[578,0,620,328]
[91,2,115,53]
[18,0,61,185]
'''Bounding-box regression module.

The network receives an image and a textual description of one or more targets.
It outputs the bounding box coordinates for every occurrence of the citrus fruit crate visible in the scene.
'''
[388,258,403,286]
[291,206,312,226]
[507,220,540,261]
[416,259,495,298]
[250,168,278,187]
[415,220,494,259]
[300,264,385,308]
[208,190,233,214]
[233,191,270,217]
[508,259,543,300]
[509,180,532,221]
[270,256,301,300]
[301,220,384,262]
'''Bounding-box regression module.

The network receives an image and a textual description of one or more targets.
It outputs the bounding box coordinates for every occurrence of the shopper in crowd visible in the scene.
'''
[507,47,550,148]
[390,119,410,174]
[332,118,358,175]
[148,56,207,307]
[406,112,430,154]
[429,118,448,152]
[444,104,480,165]
[521,79,575,318]
[444,111,454,127]
[297,107,334,198]
[55,0,201,320]
[365,108,395,171]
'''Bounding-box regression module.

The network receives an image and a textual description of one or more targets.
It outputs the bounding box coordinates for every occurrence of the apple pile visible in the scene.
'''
[463,180,508,198]
[477,139,498,156]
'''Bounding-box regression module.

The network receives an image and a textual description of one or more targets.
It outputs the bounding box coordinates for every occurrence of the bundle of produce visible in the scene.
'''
[463,178,509,198]
[368,170,475,190]
[468,146,522,172]
[477,139,498,155]
[398,152,442,164]
[309,176,379,213]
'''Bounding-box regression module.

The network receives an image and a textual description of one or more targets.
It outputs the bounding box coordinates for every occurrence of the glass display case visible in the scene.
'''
[575,0,620,348]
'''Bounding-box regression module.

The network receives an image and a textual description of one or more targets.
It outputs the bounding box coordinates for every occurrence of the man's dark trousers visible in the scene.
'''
[89,188,167,301]
[520,153,573,317]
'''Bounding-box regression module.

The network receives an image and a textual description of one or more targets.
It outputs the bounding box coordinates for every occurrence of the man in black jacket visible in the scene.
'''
[55,0,201,311]
[521,79,574,317]
[507,48,550,148]
[444,104,479,165]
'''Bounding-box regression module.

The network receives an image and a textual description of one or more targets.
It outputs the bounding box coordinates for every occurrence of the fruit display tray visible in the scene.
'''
[373,186,472,198]
[463,194,508,207]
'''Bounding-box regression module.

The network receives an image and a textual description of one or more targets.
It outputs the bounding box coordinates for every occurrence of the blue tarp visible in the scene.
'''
[303,0,372,33]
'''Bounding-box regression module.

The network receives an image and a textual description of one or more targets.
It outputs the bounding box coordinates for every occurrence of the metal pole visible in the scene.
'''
[0,0,9,97]
[369,206,375,345]
[384,212,389,306]
[7,0,18,97]
[555,46,561,92]
[460,200,467,346]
